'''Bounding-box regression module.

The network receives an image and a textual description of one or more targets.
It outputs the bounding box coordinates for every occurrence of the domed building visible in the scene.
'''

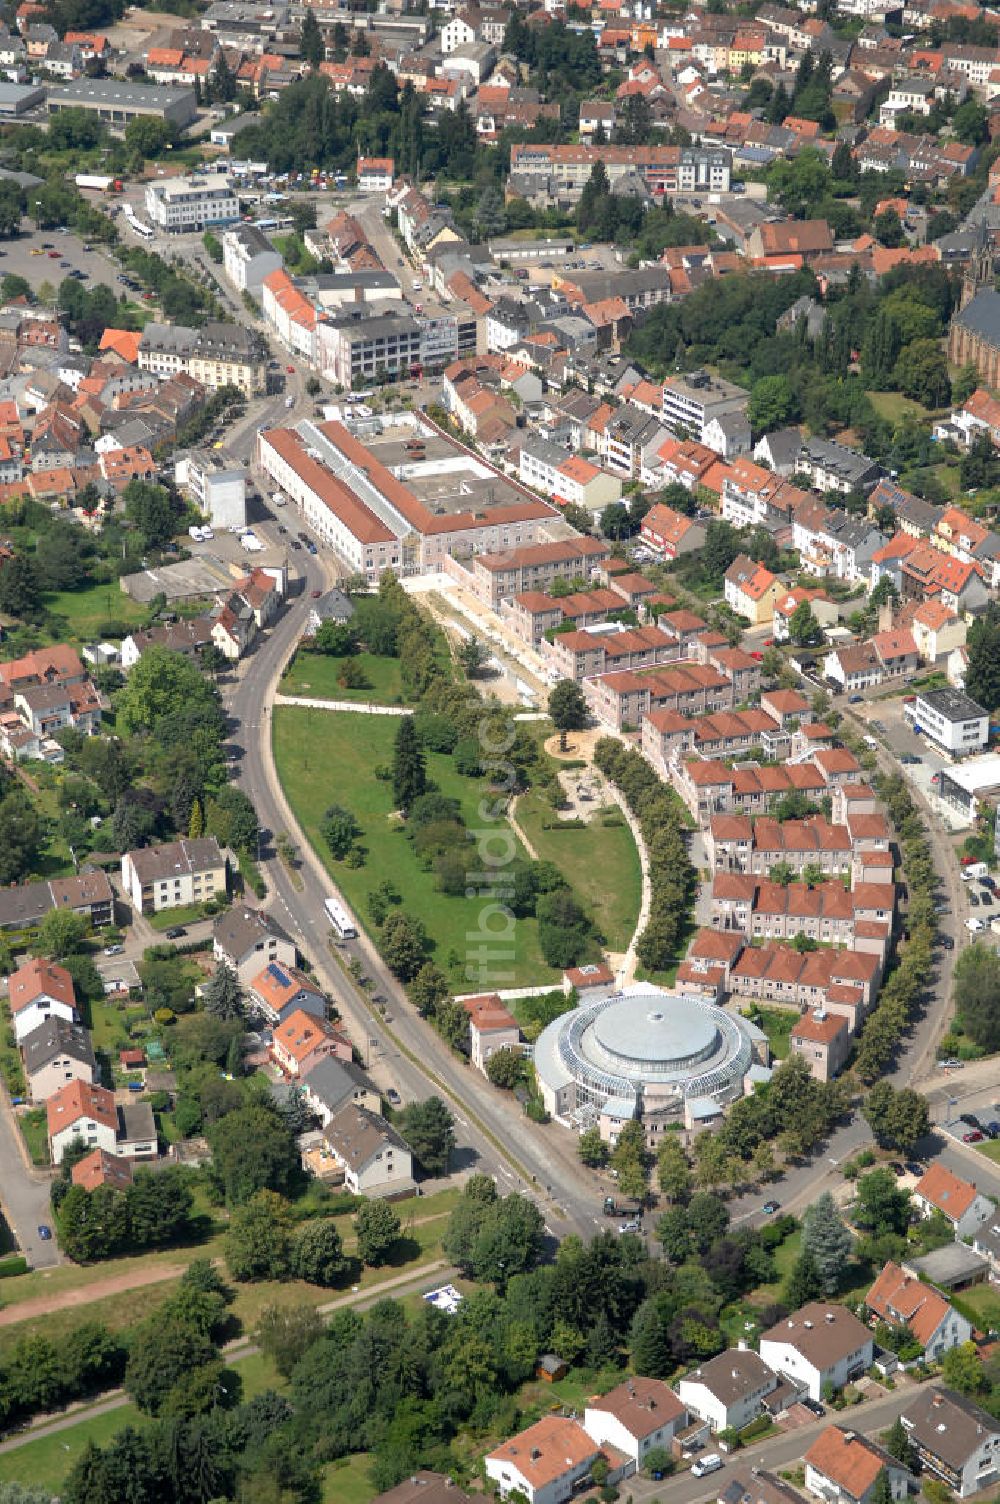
[532,986,766,1143]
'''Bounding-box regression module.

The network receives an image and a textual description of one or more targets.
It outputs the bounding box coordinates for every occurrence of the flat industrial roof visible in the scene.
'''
[939,755,1000,795]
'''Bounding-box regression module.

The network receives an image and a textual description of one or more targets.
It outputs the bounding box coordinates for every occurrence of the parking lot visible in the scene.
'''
[0,220,120,292]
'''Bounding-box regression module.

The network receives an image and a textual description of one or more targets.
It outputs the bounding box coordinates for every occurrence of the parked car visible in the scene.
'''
[762,1200,780,1214]
[960,1113,981,1128]
[164,926,186,940]
[692,1456,723,1478]
[386,1088,401,1107]
[103,944,124,956]
[940,934,955,950]
[38,1225,52,1240]
[970,890,981,906]
[848,694,863,704]
[985,1122,1000,1139]
[905,1162,923,1177]
[964,1130,984,1143]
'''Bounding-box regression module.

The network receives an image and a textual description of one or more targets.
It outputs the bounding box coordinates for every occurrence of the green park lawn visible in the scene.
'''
[147,902,209,932]
[281,650,406,705]
[513,792,641,954]
[273,706,558,989]
[867,391,931,424]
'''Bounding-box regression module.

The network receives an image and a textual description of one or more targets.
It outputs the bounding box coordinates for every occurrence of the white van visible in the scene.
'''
[691,1455,723,1478]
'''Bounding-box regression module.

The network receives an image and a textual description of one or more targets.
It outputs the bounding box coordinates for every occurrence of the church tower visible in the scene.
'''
[962,223,994,309]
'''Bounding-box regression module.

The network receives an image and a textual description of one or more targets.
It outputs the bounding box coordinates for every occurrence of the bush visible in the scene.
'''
[0,1254,29,1278]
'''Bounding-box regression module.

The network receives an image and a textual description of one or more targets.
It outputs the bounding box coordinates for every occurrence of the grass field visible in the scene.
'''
[868,391,930,424]
[18,1107,48,1167]
[747,1006,797,1061]
[281,651,406,705]
[42,582,149,642]
[273,706,557,989]
[954,1282,1000,1331]
[148,902,207,931]
[322,1453,375,1504]
[513,793,641,954]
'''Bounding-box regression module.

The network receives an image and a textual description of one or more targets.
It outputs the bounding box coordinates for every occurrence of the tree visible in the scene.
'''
[748,373,797,435]
[124,1311,217,1415]
[854,1168,911,1239]
[300,5,325,65]
[965,607,1000,715]
[409,961,448,1016]
[941,1341,989,1396]
[0,791,42,883]
[381,910,427,982]
[802,1191,852,1296]
[394,1097,455,1175]
[873,208,904,249]
[0,552,41,619]
[34,907,88,960]
[292,1219,348,1286]
[884,1416,915,1470]
[354,1199,401,1266]
[629,1296,672,1378]
[788,600,822,647]
[224,1190,293,1281]
[208,1104,298,1205]
[954,942,1000,1050]
[953,99,988,145]
[392,717,426,814]
[656,1136,691,1202]
[578,1125,608,1168]
[457,636,487,677]
[202,959,244,1021]
[548,679,587,751]
[894,338,951,408]
[124,480,180,549]
[862,1082,930,1153]
[320,803,360,859]
[485,1048,523,1090]
[116,646,220,738]
[256,1302,324,1379]
[785,1249,823,1307]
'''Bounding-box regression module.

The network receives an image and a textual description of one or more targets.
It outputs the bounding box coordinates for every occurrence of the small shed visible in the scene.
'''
[536,1353,568,1383]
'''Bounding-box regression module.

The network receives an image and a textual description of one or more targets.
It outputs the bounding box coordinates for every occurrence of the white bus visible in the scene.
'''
[324,896,357,938]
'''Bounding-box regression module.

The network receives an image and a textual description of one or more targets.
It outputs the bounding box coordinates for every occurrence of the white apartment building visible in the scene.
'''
[121,837,227,915]
[908,687,989,757]
[174,450,247,530]
[222,221,282,295]
[145,172,240,232]
[661,370,749,446]
[759,1304,873,1401]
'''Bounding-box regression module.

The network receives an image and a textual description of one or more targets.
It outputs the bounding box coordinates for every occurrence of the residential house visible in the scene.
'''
[300,1056,380,1126]
[213,904,296,984]
[790,1010,851,1082]
[70,1147,133,1193]
[271,1008,349,1078]
[21,1016,95,1101]
[759,1304,873,1400]
[804,1426,914,1504]
[900,1388,1000,1497]
[8,956,77,1045]
[677,1349,779,1434]
[121,837,226,915]
[486,1415,623,1503]
[322,1103,414,1196]
[46,1079,117,1163]
[246,961,328,1028]
[639,503,706,560]
[724,555,783,624]
[461,993,521,1073]
[583,1378,688,1467]
[912,1164,995,1238]
[865,1262,972,1361]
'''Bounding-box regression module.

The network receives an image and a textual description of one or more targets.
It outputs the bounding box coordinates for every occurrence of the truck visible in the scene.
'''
[75,174,122,193]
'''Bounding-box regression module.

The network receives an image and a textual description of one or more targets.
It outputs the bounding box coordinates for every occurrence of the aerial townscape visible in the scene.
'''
[8,1,1000,1503]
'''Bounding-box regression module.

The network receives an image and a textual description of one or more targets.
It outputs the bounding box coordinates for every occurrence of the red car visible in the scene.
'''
[964,1130,984,1143]
[311,590,322,599]
[286,365,294,374]
[47,249,60,258]
[750,651,763,662]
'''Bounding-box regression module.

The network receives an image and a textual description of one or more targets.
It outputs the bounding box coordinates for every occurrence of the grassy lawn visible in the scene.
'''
[976,1140,1000,1166]
[513,792,642,953]
[148,902,208,931]
[281,651,406,705]
[745,1006,797,1061]
[322,1454,375,1504]
[953,1282,1000,1331]
[42,582,149,642]
[868,391,930,424]
[273,707,557,989]
[18,1107,48,1167]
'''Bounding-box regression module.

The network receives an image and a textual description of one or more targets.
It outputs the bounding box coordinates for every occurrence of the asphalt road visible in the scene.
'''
[0,1077,58,1270]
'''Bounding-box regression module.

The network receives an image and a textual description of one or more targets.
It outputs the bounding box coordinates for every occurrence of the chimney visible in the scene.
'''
[825,1313,835,1323]
[531,1449,541,1461]
[804,1320,814,1329]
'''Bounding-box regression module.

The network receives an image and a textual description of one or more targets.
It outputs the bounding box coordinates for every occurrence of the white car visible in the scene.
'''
[691,1455,723,1478]
[200,526,214,541]
[966,917,985,932]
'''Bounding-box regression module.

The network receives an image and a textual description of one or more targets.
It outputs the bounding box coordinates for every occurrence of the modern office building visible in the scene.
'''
[145,172,240,232]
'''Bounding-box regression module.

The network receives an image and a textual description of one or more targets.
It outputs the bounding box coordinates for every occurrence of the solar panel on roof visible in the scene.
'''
[267,963,290,986]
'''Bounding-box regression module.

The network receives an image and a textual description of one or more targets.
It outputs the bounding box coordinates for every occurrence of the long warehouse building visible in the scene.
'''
[256,416,556,581]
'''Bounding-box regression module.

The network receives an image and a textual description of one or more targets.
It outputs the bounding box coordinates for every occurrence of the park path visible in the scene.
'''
[506,795,539,860]
[273,694,412,715]
[0,1260,190,1327]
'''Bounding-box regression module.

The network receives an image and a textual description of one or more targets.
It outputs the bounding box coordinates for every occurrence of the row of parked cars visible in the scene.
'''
[958,1109,1000,1144]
